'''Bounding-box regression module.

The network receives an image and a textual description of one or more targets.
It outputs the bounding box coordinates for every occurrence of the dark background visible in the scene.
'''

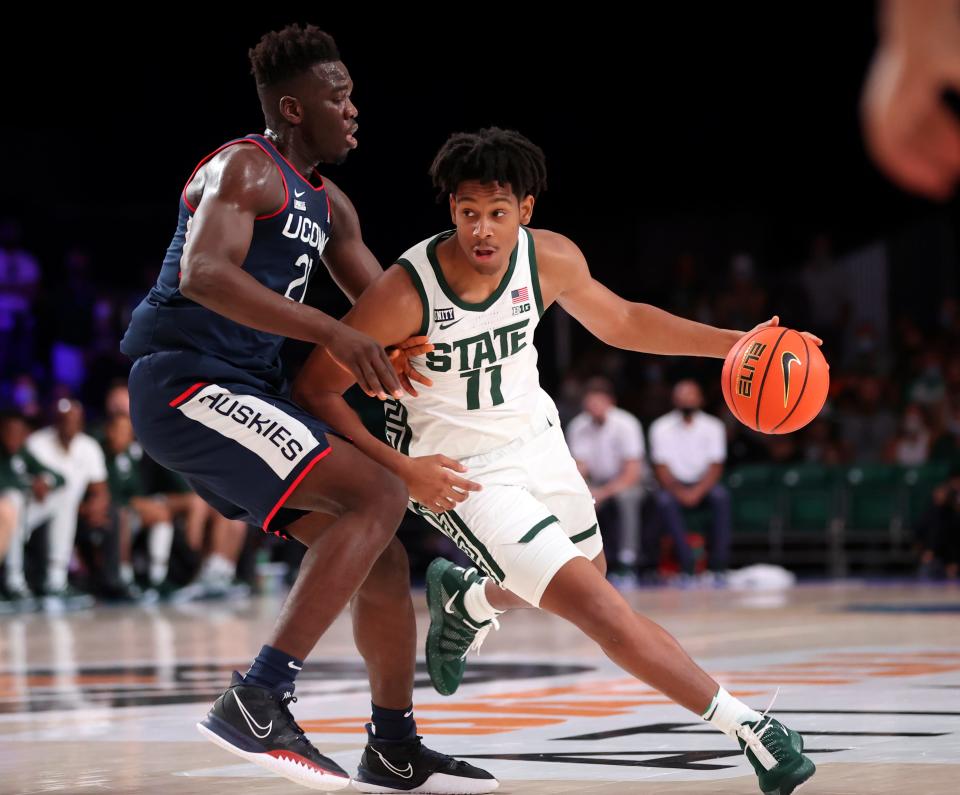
[1,5,955,410]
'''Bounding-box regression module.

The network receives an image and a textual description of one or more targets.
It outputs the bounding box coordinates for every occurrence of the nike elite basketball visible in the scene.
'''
[722,326,829,434]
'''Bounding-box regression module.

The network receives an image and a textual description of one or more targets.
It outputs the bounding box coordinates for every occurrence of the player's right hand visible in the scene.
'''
[326,323,404,400]
[399,455,482,513]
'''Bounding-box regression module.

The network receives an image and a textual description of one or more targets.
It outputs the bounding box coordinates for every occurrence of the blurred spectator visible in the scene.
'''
[667,253,713,325]
[724,417,771,467]
[838,376,898,463]
[0,412,67,606]
[802,417,845,466]
[169,508,250,601]
[799,234,848,353]
[886,404,931,466]
[915,470,960,580]
[566,377,645,578]
[907,350,946,407]
[846,321,890,376]
[768,435,801,464]
[102,413,174,591]
[101,381,246,599]
[105,379,131,418]
[8,375,42,421]
[648,380,731,577]
[25,399,110,605]
[0,493,17,607]
[0,219,41,376]
[714,252,768,332]
[938,297,960,346]
[555,373,584,428]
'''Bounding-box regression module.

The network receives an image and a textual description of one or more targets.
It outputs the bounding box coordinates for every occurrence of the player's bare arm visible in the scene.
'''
[292,266,481,511]
[533,228,822,355]
[179,145,403,399]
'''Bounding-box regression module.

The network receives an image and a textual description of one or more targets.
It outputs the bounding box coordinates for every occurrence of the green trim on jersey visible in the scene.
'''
[384,399,413,456]
[519,514,559,543]
[426,230,519,312]
[447,509,506,582]
[413,502,506,582]
[569,523,599,545]
[525,228,545,317]
[396,258,430,336]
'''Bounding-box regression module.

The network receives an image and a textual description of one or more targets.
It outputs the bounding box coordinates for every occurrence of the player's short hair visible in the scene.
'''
[430,128,548,201]
[249,24,340,88]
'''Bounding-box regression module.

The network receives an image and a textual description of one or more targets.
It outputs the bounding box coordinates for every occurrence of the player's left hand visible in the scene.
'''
[745,316,823,347]
[388,336,435,397]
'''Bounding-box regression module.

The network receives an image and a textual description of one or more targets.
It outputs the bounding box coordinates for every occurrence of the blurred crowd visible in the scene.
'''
[2,218,959,611]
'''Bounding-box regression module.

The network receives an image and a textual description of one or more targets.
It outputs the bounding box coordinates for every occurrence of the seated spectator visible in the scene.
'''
[26,399,110,607]
[566,377,645,579]
[838,376,898,463]
[102,413,174,592]
[0,411,66,606]
[886,404,931,467]
[648,380,731,579]
[916,468,960,580]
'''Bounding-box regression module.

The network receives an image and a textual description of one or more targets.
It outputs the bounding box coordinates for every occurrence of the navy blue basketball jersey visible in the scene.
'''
[121,134,333,386]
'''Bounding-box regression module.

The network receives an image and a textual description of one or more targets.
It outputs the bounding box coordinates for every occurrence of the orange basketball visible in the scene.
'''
[721,326,829,434]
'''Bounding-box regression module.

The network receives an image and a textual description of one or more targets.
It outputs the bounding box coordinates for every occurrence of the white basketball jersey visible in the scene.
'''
[384,227,559,460]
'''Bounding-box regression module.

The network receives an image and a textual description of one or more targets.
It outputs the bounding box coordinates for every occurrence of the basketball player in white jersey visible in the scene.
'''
[293,128,820,795]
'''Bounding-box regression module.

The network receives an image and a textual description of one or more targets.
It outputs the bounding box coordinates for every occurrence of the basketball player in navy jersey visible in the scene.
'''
[121,25,495,794]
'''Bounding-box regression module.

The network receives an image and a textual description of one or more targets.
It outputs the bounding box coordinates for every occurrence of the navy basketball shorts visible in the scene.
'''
[128,350,336,536]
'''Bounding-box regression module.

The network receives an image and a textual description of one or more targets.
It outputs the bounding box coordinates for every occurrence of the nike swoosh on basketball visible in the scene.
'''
[439,319,462,330]
[780,351,801,407]
[294,189,306,198]
[444,592,460,614]
[232,691,272,739]
[373,748,414,779]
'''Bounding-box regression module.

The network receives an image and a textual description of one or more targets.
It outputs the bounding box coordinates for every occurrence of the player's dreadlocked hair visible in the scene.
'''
[249,24,340,88]
[429,128,548,201]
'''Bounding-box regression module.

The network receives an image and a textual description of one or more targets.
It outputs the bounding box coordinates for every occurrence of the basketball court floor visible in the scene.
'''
[2,582,959,794]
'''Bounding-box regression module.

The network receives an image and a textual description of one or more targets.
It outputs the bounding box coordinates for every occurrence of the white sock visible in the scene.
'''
[120,563,134,585]
[462,579,502,624]
[148,522,174,585]
[703,686,762,737]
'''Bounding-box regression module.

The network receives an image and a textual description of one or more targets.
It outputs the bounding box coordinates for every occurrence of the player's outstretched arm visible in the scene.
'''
[537,230,821,357]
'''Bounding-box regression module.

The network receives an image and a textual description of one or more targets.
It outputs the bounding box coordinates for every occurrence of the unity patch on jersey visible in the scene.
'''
[173,384,320,478]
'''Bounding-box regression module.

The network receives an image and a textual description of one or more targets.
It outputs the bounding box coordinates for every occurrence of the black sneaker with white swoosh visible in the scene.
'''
[354,723,498,794]
[196,671,350,791]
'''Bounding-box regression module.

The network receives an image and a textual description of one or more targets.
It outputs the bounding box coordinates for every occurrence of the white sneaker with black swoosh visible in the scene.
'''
[196,671,350,790]
[353,723,498,794]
